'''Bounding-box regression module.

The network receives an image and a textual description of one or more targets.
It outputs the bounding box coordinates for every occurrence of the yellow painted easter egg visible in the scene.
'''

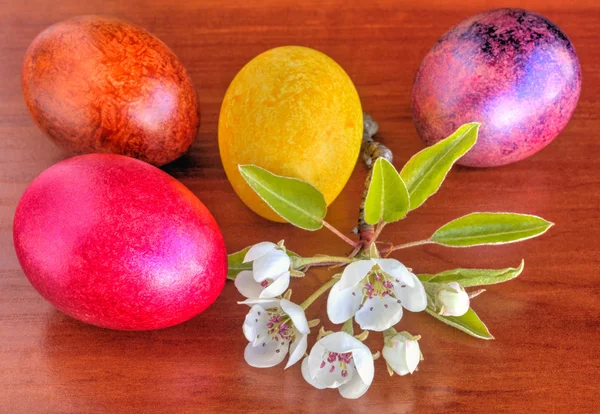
[219,46,363,222]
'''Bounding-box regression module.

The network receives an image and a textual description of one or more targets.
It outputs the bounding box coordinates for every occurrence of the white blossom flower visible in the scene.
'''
[327,259,427,331]
[382,332,421,376]
[234,242,291,299]
[301,332,374,399]
[243,299,309,369]
[436,282,470,316]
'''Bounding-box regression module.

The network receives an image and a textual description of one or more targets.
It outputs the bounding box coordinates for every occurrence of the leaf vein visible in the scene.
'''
[435,224,549,242]
[409,126,472,196]
[244,174,319,221]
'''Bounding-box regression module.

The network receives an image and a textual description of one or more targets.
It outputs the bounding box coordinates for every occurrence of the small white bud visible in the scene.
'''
[382,332,421,376]
[437,282,470,316]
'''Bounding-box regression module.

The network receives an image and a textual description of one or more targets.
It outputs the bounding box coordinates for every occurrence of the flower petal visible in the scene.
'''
[307,339,327,379]
[351,345,375,387]
[327,282,362,324]
[314,351,354,388]
[318,332,369,354]
[338,367,371,399]
[242,305,269,345]
[405,339,421,374]
[302,358,327,389]
[243,242,277,263]
[253,250,290,282]
[311,332,374,391]
[259,271,290,299]
[305,332,374,390]
[355,296,403,332]
[337,260,375,290]
[281,299,309,335]
[244,338,289,368]
[395,273,427,312]
[285,334,307,369]
[374,258,414,286]
[234,270,264,298]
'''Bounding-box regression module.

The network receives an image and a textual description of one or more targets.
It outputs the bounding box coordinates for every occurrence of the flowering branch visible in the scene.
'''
[229,117,554,399]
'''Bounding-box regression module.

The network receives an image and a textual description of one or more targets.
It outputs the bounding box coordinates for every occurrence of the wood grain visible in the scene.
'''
[1,0,599,412]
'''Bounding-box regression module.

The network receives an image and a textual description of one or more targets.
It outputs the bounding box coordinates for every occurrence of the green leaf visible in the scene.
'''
[418,260,525,287]
[227,246,298,280]
[426,308,494,340]
[227,247,251,280]
[431,213,554,247]
[364,158,410,225]
[238,165,327,231]
[400,122,479,211]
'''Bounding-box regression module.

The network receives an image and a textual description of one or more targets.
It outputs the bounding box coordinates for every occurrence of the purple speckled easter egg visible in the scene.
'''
[412,8,581,167]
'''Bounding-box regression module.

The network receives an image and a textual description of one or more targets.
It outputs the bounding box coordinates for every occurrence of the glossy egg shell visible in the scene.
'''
[219,46,363,222]
[13,154,226,330]
[22,16,200,166]
[412,8,581,167]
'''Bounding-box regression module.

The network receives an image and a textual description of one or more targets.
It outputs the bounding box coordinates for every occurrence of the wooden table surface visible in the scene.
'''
[1,0,599,412]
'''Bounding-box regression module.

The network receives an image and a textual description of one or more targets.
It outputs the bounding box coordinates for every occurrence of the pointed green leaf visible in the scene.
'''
[364,158,410,225]
[418,260,524,287]
[239,165,327,230]
[400,122,479,211]
[227,246,298,280]
[426,308,493,340]
[431,213,554,247]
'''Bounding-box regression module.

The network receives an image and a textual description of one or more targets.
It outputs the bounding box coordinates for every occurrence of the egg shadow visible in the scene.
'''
[39,290,245,412]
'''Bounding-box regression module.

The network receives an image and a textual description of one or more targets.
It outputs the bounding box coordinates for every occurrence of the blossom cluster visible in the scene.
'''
[234,241,471,399]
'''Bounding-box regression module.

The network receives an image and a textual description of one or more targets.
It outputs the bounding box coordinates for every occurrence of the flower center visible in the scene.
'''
[319,351,354,377]
[363,271,396,299]
[266,313,295,343]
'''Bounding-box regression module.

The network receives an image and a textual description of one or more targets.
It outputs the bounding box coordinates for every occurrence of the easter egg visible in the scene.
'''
[22,16,200,166]
[219,46,363,222]
[13,154,226,330]
[412,8,581,167]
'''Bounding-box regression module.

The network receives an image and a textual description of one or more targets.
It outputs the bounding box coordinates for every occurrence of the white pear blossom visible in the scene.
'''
[436,282,470,316]
[382,332,421,376]
[301,332,374,399]
[243,299,309,369]
[234,242,291,299]
[327,259,427,331]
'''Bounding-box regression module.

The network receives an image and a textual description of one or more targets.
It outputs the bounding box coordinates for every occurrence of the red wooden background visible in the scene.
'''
[1,0,599,412]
